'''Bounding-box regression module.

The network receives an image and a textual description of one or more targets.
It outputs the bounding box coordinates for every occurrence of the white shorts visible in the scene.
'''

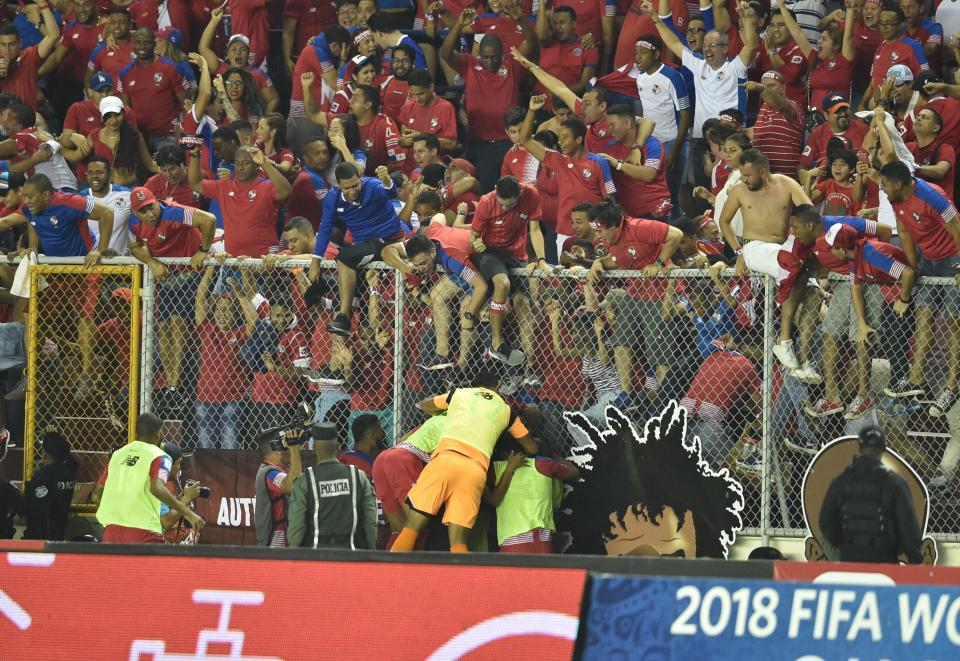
[742,241,783,279]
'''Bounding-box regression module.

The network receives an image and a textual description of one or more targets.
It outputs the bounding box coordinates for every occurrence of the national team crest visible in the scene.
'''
[49,216,58,227]
[573,48,583,56]
[498,66,508,76]
[582,168,592,178]
[827,60,837,70]
[891,52,900,62]
[364,139,374,149]
[430,118,438,128]
[153,72,163,84]
[627,246,636,256]
[717,71,725,80]
[248,190,257,201]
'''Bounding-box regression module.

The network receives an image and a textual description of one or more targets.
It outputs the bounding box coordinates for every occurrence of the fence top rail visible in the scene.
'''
[20,255,960,285]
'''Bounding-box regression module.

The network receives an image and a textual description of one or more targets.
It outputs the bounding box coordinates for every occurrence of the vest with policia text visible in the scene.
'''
[493,459,562,545]
[254,461,287,547]
[96,441,168,533]
[295,461,370,549]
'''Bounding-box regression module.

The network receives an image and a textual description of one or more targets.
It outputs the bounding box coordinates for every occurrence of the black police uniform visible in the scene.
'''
[0,474,21,539]
[22,457,78,540]
[819,454,923,564]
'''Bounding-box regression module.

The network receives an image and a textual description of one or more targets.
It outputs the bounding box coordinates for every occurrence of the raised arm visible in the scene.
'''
[647,5,686,60]
[440,8,476,71]
[841,6,856,62]
[36,2,61,60]
[187,144,205,194]
[512,47,579,112]
[737,2,759,67]
[779,2,813,57]
[517,94,549,162]
[251,148,292,202]
[199,7,225,74]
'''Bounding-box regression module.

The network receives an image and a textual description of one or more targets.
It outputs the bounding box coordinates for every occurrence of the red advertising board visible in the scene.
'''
[1,551,586,660]
[774,560,960,586]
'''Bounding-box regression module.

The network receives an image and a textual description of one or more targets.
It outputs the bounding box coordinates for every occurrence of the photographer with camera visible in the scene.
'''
[254,426,304,548]
[287,422,377,550]
[158,442,205,545]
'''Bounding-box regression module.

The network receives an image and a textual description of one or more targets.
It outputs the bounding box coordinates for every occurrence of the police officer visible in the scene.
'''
[287,422,377,550]
[22,432,78,540]
[820,426,924,564]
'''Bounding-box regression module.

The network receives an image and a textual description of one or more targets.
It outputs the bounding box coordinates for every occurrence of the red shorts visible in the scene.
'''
[102,524,164,544]
[499,528,553,554]
[373,446,426,515]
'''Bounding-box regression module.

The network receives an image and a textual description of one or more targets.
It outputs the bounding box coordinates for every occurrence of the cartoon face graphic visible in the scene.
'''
[801,436,938,565]
[562,402,744,559]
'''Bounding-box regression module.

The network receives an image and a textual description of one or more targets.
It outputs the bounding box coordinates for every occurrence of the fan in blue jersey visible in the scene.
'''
[308,162,414,338]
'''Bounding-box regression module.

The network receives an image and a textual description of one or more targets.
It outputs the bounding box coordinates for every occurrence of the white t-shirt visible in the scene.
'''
[82,185,132,255]
[636,64,690,143]
[936,0,960,45]
[681,49,748,138]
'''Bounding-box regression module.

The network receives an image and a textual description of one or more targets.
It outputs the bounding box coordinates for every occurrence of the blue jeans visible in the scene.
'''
[195,401,240,450]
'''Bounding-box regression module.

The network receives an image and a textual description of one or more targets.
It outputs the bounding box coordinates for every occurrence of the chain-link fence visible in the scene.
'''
[767,274,960,541]
[142,259,402,454]
[21,256,960,542]
[23,262,141,513]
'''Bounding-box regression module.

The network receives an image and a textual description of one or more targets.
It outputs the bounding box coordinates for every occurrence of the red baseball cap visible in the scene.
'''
[131,187,156,212]
[448,158,476,177]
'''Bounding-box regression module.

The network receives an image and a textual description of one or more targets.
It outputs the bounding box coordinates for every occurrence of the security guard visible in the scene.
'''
[286,422,377,549]
[22,432,78,540]
[820,426,923,564]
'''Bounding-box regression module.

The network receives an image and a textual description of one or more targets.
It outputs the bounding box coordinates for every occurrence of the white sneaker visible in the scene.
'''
[791,362,822,384]
[774,341,800,370]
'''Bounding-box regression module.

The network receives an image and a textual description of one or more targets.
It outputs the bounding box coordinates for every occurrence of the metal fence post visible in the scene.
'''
[392,265,404,446]
[761,274,774,545]
[140,266,156,414]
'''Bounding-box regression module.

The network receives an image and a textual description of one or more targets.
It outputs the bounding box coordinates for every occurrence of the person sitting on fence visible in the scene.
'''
[308,162,414,338]
[406,195,489,370]
[194,265,255,450]
[587,198,684,410]
[128,186,215,414]
[716,148,814,372]
[2,173,115,399]
[469,175,549,367]
[791,206,893,420]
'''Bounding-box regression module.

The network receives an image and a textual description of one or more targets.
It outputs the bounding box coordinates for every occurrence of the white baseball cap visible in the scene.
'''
[99,95,124,118]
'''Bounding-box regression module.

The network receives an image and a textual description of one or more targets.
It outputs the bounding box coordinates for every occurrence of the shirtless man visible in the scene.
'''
[718,149,814,369]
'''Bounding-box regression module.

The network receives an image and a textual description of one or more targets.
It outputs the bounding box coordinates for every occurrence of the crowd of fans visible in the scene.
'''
[0,0,958,549]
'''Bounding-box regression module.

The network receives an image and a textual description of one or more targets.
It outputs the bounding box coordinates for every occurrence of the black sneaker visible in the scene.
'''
[325,315,351,338]
[488,341,526,366]
[930,388,959,418]
[884,377,925,398]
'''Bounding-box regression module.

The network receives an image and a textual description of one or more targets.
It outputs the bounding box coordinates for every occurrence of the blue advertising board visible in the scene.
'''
[583,574,960,660]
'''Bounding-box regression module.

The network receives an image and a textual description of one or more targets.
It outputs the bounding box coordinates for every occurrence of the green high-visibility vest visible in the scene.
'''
[96,441,169,533]
[493,459,562,546]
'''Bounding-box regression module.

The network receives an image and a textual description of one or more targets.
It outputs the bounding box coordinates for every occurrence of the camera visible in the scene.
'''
[186,480,211,499]
[256,402,319,451]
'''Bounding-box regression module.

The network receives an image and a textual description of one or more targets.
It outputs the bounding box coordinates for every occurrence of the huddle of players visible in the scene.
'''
[377,365,578,554]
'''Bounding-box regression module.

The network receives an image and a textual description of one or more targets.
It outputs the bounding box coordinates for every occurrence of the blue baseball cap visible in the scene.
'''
[157,27,184,50]
[90,71,113,92]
